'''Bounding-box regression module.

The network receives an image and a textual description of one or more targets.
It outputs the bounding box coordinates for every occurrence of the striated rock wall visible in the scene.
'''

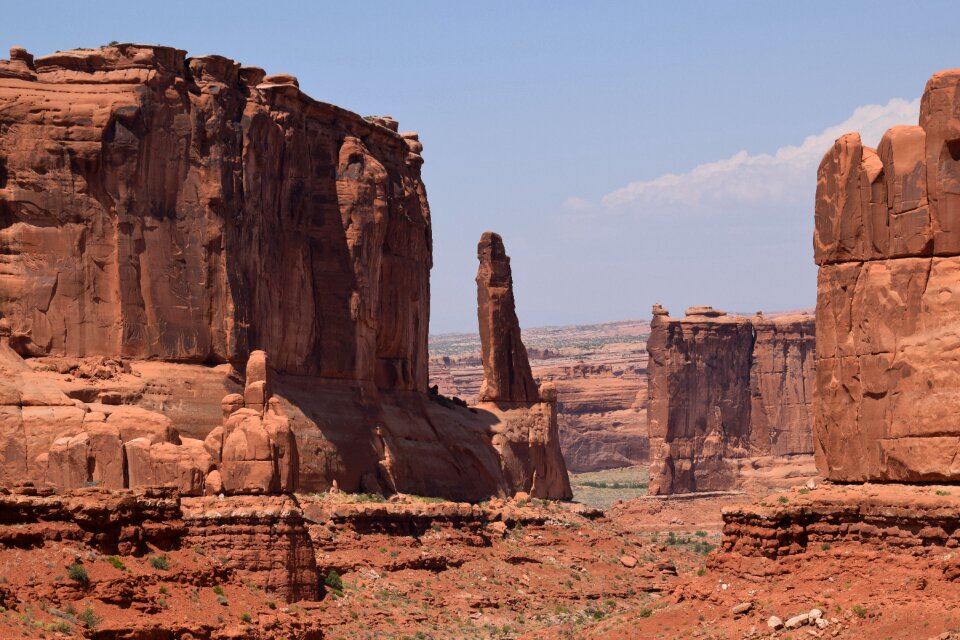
[813,69,960,482]
[0,45,569,500]
[647,306,815,494]
[720,484,960,560]
[0,485,182,553]
[182,495,319,602]
[0,44,430,390]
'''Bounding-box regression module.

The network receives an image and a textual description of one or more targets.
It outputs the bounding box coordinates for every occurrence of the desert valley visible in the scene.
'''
[0,11,958,639]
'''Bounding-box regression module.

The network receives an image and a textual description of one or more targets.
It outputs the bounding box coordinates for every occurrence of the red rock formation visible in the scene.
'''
[430,320,650,473]
[813,69,960,482]
[0,45,430,390]
[182,495,319,602]
[474,232,572,499]
[647,306,815,494]
[476,232,539,403]
[0,485,182,554]
[0,45,569,501]
[210,350,299,494]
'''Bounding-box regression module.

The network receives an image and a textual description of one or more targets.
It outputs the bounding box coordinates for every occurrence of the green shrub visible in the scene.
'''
[213,585,225,596]
[777,496,789,504]
[240,612,252,623]
[78,606,99,628]
[67,564,89,585]
[324,570,344,592]
[852,604,867,618]
[149,555,169,570]
[104,555,125,571]
[639,607,653,618]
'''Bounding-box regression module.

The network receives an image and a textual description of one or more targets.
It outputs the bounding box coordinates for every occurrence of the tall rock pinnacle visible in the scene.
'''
[476,232,540,403]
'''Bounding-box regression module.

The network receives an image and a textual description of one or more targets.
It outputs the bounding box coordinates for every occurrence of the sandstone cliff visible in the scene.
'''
[0,44,569,500]
[813,68,960,482]
[647,306,815,494]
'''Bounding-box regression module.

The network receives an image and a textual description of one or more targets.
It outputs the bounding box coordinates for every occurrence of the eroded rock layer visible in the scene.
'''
[0,45,569,501]
[647,306,815,494]
[813,69,960,482]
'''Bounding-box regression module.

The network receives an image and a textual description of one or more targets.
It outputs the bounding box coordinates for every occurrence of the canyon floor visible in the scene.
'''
[2,471,956,639]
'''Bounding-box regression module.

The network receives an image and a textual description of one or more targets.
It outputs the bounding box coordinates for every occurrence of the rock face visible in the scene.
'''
[813,69,960,482]
[0,44,569,501]
[182,494,319,602]
[647,306,815,494]
[476,232,539,403]
[0,44,429,390]
[721,484,960,559]
[474,233,572,499]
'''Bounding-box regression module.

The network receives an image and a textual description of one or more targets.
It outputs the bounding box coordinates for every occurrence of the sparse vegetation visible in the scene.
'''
[78,606,99,628]
[67,564,89,585]
[852,604,868,618]
[570,467,650,509]
[149,555,169,570]
[777,496,790,504]
[325,569,344,594]
[104,555,126,570]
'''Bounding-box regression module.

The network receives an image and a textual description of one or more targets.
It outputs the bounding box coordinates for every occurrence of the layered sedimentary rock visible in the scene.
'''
[813,69,960,482]
[0,45,429,389]
[182,495,319,602]
[647,306,815,494]
[0,44,569,500]
[721,484,960,560]
[474,233,572,499]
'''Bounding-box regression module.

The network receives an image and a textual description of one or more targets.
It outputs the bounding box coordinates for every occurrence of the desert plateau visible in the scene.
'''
[0,3,957,638]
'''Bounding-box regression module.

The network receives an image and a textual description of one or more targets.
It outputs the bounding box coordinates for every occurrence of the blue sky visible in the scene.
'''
[3,2,958,332]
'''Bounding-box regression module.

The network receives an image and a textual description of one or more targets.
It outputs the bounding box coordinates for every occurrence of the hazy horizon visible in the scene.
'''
[5,1,958,332]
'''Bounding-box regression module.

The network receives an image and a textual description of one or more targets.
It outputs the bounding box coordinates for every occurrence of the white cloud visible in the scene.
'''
[561,196,594,211]
[592,97,921,211]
